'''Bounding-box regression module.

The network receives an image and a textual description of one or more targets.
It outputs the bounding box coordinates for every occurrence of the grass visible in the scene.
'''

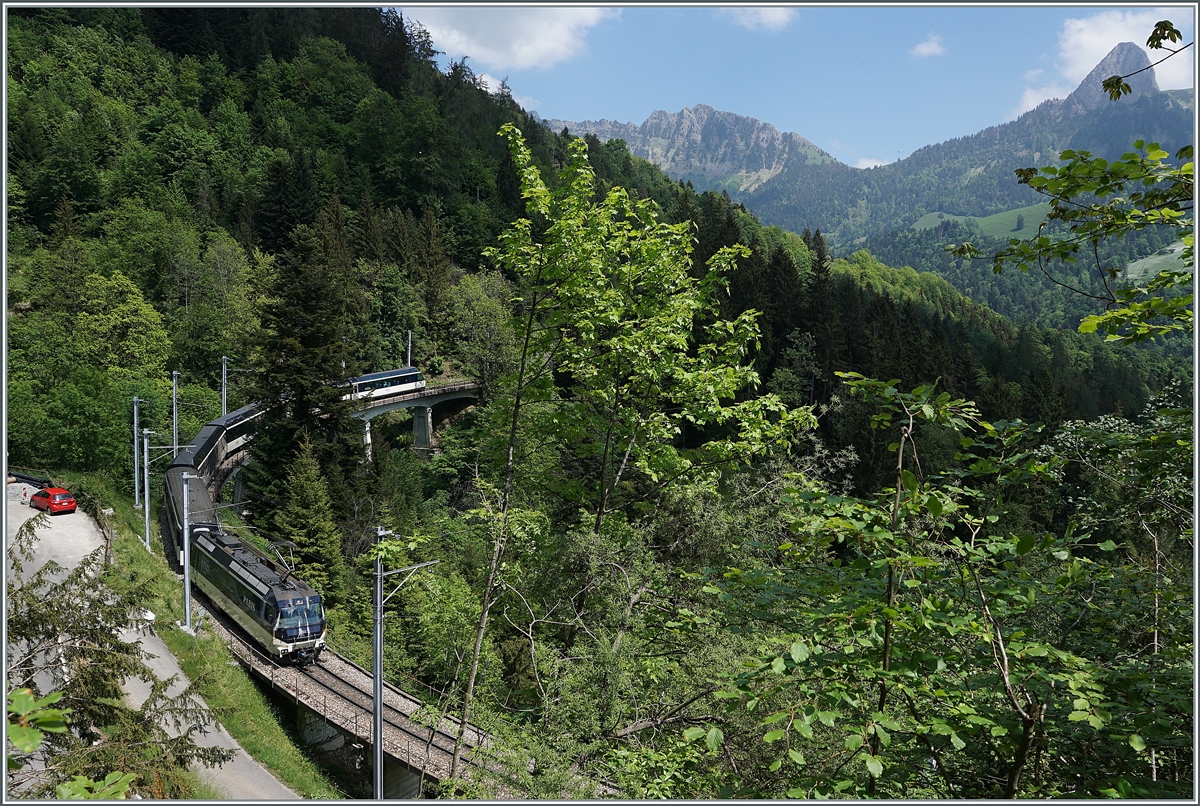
[912,202,1052,238]
[160,619,344,799]
[1124,240,1190,281]
[51,470,344,800]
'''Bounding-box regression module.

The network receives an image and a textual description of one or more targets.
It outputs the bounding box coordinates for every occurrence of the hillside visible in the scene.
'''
[6,9,1191,800]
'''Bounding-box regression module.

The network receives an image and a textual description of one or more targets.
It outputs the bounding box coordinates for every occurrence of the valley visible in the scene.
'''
[5,8,1192,800]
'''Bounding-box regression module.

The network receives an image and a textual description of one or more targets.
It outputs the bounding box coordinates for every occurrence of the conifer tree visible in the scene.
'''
[247,197,366,516]
[270,437,346,602]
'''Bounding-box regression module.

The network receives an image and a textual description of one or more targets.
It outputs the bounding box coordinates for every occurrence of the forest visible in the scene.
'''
[5,7,1193,800]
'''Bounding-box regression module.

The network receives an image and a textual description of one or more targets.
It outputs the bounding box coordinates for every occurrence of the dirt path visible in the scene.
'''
[6,482,300,800]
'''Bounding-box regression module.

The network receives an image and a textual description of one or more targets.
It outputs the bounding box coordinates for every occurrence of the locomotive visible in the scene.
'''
[162,403,327,664]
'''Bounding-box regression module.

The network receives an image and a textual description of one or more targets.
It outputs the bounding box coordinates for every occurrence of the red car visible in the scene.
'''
[29,487,76,515]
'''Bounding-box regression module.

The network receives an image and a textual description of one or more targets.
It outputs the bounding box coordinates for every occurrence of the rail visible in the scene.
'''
[203,596,490,784]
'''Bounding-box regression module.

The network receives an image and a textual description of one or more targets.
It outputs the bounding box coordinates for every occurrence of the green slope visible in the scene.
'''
[912,203,1052,238]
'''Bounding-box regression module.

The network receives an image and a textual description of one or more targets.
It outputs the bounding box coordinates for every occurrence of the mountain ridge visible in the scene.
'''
[547,43,1193,245]
[543,103,836,194]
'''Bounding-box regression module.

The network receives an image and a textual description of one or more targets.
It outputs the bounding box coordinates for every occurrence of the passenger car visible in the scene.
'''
[29,487,76,514]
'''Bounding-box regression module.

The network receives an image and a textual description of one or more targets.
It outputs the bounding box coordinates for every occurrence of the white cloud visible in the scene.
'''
[718,7,796,31]
[1006,83,1073,120]
[855,157,890,169]
[1058,7,1194,89]
[1009,8,1193,120]
[402,7,620,71]
[475,72,539,111]
[910,33,944,57]
[513,95,540,112]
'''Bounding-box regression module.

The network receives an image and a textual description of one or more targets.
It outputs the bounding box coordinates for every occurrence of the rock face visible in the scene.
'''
[545,104,837,193]
[1067,41,1159,110]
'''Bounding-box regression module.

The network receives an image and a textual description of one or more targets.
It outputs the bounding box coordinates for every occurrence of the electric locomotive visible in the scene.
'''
[162,403,326,664]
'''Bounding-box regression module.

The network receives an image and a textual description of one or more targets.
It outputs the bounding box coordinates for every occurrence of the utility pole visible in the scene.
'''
[407,330,412,367]
[132,396,142,507]
[373,525,437,799]
[374,526,387,800]
[142,430,154,552]
[181,472,199,632]
[222,356,228,417]
[172,371,180,456]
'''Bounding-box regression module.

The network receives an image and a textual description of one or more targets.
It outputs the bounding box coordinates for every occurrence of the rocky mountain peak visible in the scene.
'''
[1067,41,1158,110]
[544,105,836,194]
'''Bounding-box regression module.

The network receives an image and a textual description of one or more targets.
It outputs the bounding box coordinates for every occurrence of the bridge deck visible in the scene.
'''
[350,381,479,420]
[206,606,490,783]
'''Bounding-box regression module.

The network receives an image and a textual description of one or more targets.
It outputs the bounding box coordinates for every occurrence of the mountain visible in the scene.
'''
[550,43,1193,248]
[543,104,835,194]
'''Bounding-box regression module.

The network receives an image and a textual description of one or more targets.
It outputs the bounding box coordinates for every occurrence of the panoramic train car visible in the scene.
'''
[162,405,325,664]
[344,366,426,401]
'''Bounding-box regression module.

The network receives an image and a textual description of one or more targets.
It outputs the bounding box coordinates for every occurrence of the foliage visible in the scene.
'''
[5,9,1193,799]
[952,141,1193,343]
[702,376,1191,797]
[6,512,232,799]
[268,437,348,602]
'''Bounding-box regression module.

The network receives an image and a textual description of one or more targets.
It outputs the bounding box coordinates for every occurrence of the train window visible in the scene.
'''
[278,602,322,629]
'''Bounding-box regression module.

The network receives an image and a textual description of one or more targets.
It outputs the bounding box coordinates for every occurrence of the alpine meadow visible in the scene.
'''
[5,8,1193,800]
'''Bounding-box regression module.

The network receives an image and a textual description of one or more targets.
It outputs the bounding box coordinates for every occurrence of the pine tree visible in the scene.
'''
[247,197,367,517]
[269,437,346,604]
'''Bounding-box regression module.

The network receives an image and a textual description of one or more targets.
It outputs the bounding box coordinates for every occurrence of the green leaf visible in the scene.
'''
[1098,540,1117,551]
[789,640,809,663]
[844,734,864,751]
[706,727,724,752]
[6,725,43,754]
[864,754,883,777]
[1015,534,1036,555]
[771,656,786,674]
[682,727,706,742]
[769,759,782,772]
[1128,734,1146,752]
[901,469,918,492]
[788,748,806,765]
[764,729,786,743]
[927,495,943,518]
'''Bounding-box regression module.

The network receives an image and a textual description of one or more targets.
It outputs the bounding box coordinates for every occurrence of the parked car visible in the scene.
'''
[29,487,76,515]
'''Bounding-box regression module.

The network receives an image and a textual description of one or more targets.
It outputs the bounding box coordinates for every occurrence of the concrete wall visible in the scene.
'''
[384,756,422,799]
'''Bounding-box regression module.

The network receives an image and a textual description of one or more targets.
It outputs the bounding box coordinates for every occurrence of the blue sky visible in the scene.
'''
[399,5,1196,168]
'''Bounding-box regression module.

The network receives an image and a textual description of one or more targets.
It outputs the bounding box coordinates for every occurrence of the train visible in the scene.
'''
[162,402,328,665]
[342,366,426,401]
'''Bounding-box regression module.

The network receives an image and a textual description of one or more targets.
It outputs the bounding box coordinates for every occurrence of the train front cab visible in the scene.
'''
[266,594,327,664]
[190,531,326,664]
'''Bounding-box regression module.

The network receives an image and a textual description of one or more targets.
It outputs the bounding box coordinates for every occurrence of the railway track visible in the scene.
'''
[192,589,482,782]
[297,660,464,759]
